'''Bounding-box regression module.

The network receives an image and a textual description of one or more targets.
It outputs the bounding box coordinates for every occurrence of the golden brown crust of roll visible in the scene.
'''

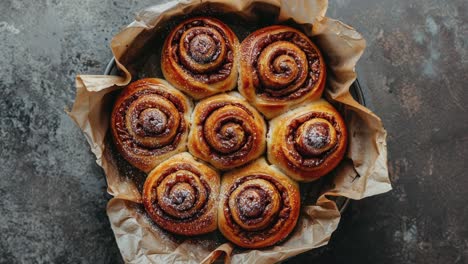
[267,99,347,182]
[218,158,300,248]
[161,17,239,100]
[143,152,220,235]
[238,25,326,119]
[188,92,266,170]
[110,78,192,173]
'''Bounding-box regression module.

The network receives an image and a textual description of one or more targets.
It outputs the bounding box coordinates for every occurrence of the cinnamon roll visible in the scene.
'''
[239,25,326,119]
[267,99,347,182]
[218,158,300,248]
[111,78,192,173]
[143,152,220,235]
[188,92,266,170]
[161,17,239,100]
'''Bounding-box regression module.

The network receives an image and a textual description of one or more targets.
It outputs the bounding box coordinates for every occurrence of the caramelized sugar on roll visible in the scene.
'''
[111,78,192,172]
[143,152,220,235]
[218,158,300,248]
[162,17,239,100]
[239,25,326,118]
[188,93,266,170]
[267,99,347,182]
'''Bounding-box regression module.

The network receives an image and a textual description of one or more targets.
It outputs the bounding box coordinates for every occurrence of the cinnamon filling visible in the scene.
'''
[285,112,342,167]
[139,108,168,135]
[189,34,219,64]
[250,31,322,100]
[198,102,259,165]
[294,119,337,157]
[170,19,234,83]
[114,88,187,156]
[223,174,291,243]
[149,163,211,223]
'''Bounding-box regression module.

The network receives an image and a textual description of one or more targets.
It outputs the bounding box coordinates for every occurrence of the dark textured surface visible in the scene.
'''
[0,0,467,263]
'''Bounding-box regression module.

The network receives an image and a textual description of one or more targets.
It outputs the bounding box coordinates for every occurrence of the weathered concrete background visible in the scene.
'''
[0,0,466,263]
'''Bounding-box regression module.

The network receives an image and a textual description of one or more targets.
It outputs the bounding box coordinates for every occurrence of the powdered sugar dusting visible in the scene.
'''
[238,190,265,218]
[306,124,328,148]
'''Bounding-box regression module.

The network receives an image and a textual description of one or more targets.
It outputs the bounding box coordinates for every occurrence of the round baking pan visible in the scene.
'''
[103,58,366,213]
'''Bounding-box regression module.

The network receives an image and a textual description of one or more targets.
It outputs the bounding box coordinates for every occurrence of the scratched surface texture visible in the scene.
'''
[0,0,467,263]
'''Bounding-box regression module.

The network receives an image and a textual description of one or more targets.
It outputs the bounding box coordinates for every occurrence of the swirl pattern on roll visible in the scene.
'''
[218,158,300,248]
[267,99,347,182]
[143,152,220,235]
[239,25,326,118]
[111,78,192,172]
[188,93,266,170]
[162,17,239,99]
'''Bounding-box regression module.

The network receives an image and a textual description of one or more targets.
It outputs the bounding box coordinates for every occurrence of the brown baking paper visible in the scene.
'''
[68,0,392,263]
